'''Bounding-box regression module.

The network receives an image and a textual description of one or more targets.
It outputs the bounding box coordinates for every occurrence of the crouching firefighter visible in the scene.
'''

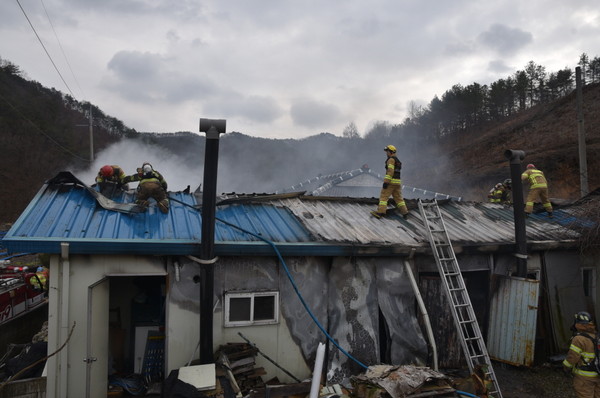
[563,311,600,397]
[124,162,170,214]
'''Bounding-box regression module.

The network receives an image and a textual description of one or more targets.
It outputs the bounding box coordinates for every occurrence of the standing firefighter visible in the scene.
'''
[124,162,169,213]
[563,311,600,397]
[371,145,409,219]
[521,163,553,217]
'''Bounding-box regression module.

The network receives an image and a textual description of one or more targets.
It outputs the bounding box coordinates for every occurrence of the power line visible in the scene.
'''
[0,90,90,162]
[15,0,76,98]
[39,0,86,99]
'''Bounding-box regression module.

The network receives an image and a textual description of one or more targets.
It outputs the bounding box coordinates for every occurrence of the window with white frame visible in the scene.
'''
[224,291,279,327]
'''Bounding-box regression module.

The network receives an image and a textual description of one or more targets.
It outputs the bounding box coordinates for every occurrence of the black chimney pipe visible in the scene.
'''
[504,149,528,277]
[199,118,226,364]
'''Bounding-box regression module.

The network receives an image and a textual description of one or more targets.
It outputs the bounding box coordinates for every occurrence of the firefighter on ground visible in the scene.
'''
[563,311,600,397]
[521,163,553,217]
[124,162,169,213]
[371,145,409,219]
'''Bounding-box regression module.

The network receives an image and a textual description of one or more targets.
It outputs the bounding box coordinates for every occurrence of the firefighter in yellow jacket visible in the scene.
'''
[371,145,409,219]
[563,311,600,397]
[124,162,169,213]
[521,163,553,217]
[487,183,504,203]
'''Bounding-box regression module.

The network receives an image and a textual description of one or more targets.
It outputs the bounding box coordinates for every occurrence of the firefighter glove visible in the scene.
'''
[383,183,389,189]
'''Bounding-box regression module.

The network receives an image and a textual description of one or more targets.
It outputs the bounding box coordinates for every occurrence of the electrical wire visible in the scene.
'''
[39,0,85,99]
[168,195,369,369]
[15,0,75,98]
[0,91,91,162]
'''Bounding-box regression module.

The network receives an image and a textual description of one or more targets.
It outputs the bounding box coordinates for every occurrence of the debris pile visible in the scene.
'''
[215,343,266,395]
[350,364,456,398]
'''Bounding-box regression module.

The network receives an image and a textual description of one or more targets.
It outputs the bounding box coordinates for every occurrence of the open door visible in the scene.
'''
[488,275,539,366]
[86,278,109,398]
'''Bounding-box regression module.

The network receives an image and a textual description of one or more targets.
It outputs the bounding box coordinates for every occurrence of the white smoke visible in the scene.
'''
[72,139,203,192]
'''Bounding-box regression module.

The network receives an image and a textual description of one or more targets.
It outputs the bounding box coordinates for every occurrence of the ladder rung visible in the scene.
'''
[470,354,486,359]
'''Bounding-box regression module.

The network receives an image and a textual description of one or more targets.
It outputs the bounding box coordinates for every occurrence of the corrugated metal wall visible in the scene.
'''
[488,275,540,366]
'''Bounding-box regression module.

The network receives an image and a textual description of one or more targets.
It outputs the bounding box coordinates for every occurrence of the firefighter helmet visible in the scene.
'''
[384,145,397,153]
[526,164,536,169]
[503,178,512,186]
[142,163,153,174]
[100,165,114,177]
[575,311,593,324]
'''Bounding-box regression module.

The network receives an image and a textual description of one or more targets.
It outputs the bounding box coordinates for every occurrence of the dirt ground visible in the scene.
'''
[493,362,576,398]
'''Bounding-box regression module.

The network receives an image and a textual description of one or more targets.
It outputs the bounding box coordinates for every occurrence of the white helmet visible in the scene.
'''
[143,164,153,174]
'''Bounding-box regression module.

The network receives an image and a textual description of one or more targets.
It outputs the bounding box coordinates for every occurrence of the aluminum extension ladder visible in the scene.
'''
[418,199,503,398]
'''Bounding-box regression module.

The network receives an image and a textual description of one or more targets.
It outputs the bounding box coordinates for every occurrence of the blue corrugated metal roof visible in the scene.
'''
[2,172,584,257]
[3,173,313,256]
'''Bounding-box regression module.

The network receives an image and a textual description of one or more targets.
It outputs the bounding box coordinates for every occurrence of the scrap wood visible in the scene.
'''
[247,382,312,398]
[351,365,453,398]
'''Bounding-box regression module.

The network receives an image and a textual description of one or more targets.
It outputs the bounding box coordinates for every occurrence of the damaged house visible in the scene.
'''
[2,171,596,398]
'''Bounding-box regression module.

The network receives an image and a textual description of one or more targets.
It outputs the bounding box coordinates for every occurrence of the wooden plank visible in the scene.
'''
[248,382,311,398]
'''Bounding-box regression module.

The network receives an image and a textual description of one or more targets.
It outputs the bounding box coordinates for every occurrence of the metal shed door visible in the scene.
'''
[487,275,539,366]
[86,278,109,398]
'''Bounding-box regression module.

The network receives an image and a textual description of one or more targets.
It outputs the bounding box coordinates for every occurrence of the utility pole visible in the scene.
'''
[576,67,589,197]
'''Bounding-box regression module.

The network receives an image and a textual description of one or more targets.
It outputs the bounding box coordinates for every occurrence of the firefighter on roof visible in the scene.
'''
[124,162,169,214]
[563,311,600,397]
[371,145,409,219]
[96,165,127,187]
[521,163,553,217]
[487,183,504,203]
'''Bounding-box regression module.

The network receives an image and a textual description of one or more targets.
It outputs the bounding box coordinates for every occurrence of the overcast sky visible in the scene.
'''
[1,1,599,139]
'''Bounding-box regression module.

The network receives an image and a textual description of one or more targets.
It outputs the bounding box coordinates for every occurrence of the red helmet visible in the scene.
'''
[100,165,114,177]
[526,164,536,169]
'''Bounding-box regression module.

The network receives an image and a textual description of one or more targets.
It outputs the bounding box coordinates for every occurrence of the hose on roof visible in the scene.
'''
[167,195,369,370]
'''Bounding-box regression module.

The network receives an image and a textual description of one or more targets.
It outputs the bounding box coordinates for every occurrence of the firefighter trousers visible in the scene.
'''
[377,184,408,215]
[525,187,552,214]
[573,374,600,398]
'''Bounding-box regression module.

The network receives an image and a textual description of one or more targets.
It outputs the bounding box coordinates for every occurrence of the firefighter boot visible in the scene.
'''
[370,211,384,219]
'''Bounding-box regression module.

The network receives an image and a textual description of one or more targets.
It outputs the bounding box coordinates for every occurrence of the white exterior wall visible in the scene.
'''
[45,252,311,398]
[166,258,311,382]
[46,253,166,398]
[213,306,311,382]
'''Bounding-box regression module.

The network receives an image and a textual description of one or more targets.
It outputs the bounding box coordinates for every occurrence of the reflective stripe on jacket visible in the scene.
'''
[521,168,547,189]
[96,165,126,184]
[384,156,402,185]
[563,332,599,378]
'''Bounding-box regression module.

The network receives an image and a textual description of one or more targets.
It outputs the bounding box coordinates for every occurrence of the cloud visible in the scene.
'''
[204,94,284,124]
[487,59,514,74]
[290,98,343,129]
[105,50,217,103]
[477,23,533,55]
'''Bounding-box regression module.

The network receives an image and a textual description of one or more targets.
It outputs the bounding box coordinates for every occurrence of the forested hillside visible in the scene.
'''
[1,55,599,224]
